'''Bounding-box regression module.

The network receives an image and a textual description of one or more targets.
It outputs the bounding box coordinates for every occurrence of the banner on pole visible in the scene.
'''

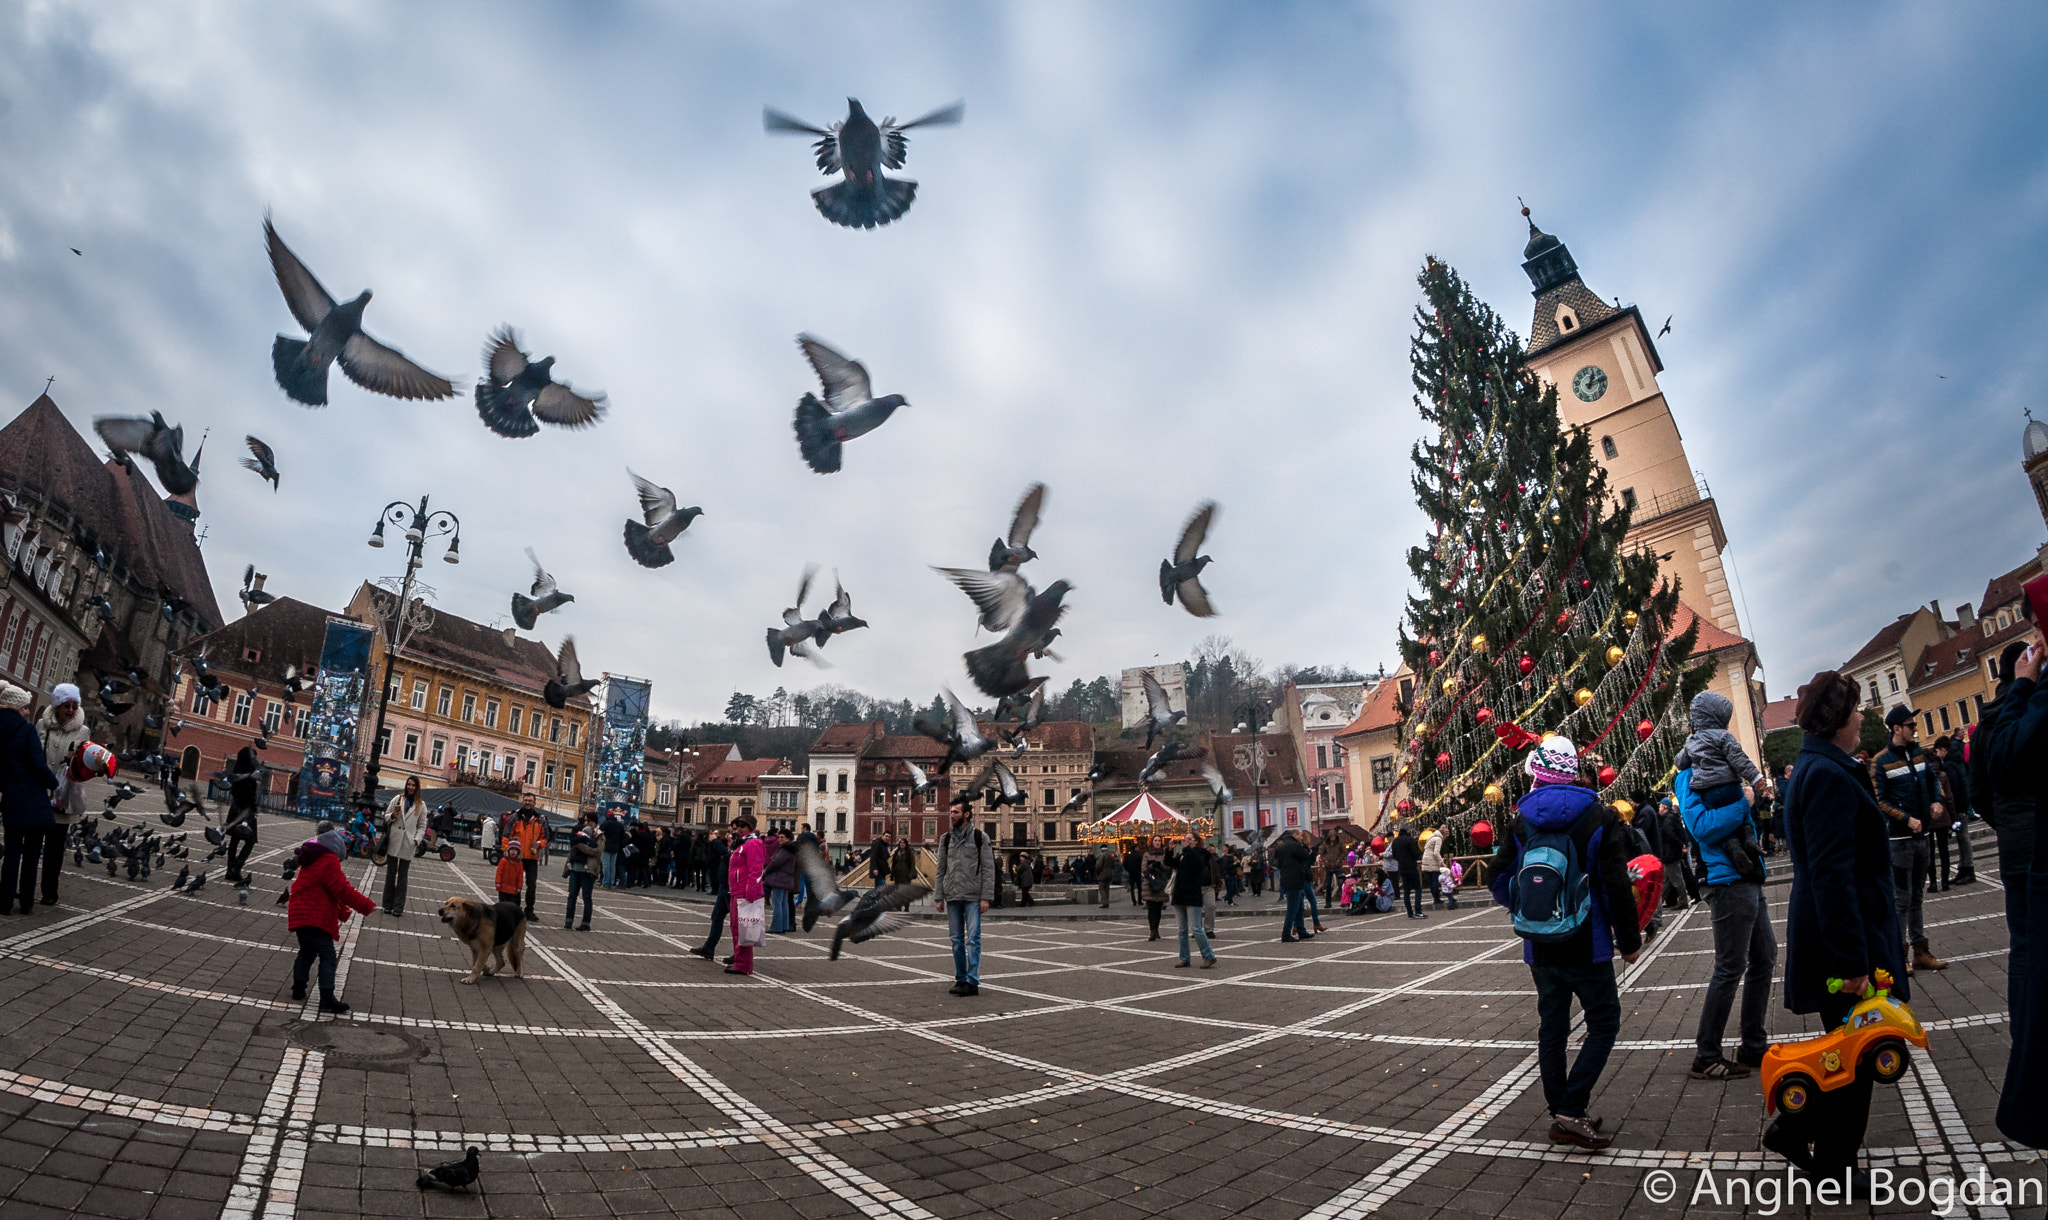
[595,674,652,822]
[297,616,375,824]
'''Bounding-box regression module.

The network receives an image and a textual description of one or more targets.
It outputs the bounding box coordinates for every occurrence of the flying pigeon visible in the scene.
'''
[241,436,279,490]
[913,687,996,772]
[1139,739,1192,786]
[814,573,868,643]
[963,758,1025,809]
[933,567,1033,635]
[1085,759,1112,786]
[265,217,454,406]
[763,98,963,229]
[1201,761,1233,809]
[544,636,598,709]
[904,759,937,798]
[1057,789,1089,816]
[765,565,829,668]
[1658,315,1672,338]
[989,483,1046,572]
[1160,501,1219,617]
[511,548,573,629]
[622,470,702,569]
[474,326,607,438]
[962,582,1071,701]
[1137,669,1187,748]
[92,544,108,570]
[994,678,1046,731]
[417,1148,481,1191]
[791,335,908,474]
[797,842,930,958]
[240,566,275,609]
[94,412,198,496]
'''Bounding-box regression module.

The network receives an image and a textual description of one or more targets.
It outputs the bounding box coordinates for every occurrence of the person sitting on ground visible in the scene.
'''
[286,823,375,1013]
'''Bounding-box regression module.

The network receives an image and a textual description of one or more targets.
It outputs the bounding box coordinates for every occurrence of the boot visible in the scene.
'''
[318,994,351,1014]
[1912,941,1948,972]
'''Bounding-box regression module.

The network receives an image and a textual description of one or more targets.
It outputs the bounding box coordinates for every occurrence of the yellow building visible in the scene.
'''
[1517,214,1767,765]
[1336,667,1411,832]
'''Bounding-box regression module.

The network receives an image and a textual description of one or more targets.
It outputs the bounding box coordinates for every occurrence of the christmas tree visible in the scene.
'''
[1389,257,1710,842]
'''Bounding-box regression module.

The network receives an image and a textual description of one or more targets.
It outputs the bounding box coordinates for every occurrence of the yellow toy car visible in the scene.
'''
[1762,970,1927,1116]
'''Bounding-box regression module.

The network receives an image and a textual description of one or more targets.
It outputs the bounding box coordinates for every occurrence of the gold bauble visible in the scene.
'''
[1623,610,1640,629]
[1483,783,1504,804]
[1551,513,1562,525]
[1605,645,1625,666]
[1471,633,1488,654]
[1613,799,1635,821]
[1574,687,1594,707]
[1442,676,1457,694]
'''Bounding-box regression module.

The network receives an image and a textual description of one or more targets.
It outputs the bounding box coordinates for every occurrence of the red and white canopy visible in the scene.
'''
[1098,792,1189,825]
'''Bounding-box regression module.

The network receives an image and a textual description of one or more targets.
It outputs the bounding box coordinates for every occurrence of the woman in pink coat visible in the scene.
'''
[725,813,766,975]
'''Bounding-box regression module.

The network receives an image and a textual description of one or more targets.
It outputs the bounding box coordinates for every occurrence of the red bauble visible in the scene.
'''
[1580,578,1591,591]
[1597,765,1618,787]
[1636,719,1655,742]
[1518,655,1535,675]
[1397,799,1415,814]
[1556,611,1572,629]
[1475,707,1494,724]
[1428,649,1442,666]
[1471,820,1494,851]
[1434,752,1452,769]
[1516,484,1526,494]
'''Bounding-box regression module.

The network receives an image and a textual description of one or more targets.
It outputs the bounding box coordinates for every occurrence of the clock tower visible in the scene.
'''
[1516,210,1767,763]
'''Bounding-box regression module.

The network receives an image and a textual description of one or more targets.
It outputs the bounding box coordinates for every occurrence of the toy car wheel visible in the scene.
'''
[438,843,456,862]
[1774,1072,1818,1115]
[1866,1038,1910,1084]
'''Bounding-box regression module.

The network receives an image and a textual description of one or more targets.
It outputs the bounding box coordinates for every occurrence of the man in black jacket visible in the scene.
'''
[1928,737,1976,886]
[1389,826,1425,919]
[690,830,734,962]
[1870,706,1946,973]
[1273,829,1315,942]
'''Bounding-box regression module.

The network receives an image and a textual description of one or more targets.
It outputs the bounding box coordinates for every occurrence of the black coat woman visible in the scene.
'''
[0,681,60,915]
[1168,833,1216,968]
[222,748,261,883]
[1769,671,1906,1192]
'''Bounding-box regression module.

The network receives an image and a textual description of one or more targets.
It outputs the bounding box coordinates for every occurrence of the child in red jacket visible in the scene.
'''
[287,824,376,1013]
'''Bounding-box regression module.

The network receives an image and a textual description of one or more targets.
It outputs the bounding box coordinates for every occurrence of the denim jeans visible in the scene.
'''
[1282,886,1309,939]
[769,888,793,933]
[565,871,595,927]
[1695,882,1776,1062]
[601,851,619,887]
[1176,904,1214,964]
[946,900,982,984]
[1890,836,1929,947]
[1530,961,1622,1119]
[292,928,338,995]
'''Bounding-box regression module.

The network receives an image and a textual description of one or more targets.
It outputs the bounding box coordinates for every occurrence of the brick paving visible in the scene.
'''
[0,794,2039,1218]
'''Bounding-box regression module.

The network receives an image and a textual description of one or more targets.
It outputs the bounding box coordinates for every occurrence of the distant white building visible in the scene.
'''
[1119,663,1187,729]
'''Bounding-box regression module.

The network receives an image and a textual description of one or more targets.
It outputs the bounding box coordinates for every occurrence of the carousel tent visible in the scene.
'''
[1097,791,1189,826]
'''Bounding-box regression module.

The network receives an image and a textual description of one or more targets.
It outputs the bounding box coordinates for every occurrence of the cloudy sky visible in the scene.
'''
[2,3,2044,723]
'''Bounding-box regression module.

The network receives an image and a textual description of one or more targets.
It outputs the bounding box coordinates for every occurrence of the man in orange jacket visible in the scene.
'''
[505,796,549,919]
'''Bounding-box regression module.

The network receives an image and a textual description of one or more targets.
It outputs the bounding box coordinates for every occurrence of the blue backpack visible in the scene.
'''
[1508,813,1595,941]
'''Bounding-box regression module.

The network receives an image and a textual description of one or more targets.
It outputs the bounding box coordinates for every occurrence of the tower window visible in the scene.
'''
[1601,436,1619,459]
[1557,305,1578,332]
[1621,488,1637,510]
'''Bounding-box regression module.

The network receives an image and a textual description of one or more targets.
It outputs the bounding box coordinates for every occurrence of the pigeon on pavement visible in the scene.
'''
[1160,501,1219,617]
[474,327,607,438]
[791,335,908,474]
[182,870,208,895]
[241,436,279,490]
[764,99,963,229]
[544,637,598,709]
[1137,669,1187,748]
[797,842,930,957]
[963,582,1071,701]
[265,217,455,407]
[512,549,573,630]
[622,470,701,569]
[94,413,198,496]
[989,483,1046,572]
[417,1148,481,1191]
[766,565,829,668]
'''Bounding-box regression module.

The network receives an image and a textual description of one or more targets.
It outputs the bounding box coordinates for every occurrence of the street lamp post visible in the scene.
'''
[1232,700,1272,849]
[360,496,460,805]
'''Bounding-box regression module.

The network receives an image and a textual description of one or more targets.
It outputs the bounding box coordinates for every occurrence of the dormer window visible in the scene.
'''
[1557,304,1579,332]
[243,647,262,663]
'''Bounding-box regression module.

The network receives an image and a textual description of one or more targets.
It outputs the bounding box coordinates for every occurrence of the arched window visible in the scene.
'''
[1601,436,1618,459]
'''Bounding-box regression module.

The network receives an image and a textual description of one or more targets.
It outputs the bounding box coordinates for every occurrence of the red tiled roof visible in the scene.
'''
[1979,559,2041,619]
[1760,697,1799,734]
[1671,603,1749,656]
[181,597,339,688]
[1094,746,1208,786]
[872,734,949,760]
[360,584,584,705]
[1842,612,1918,671]
[811,721,883,753]
[1911,615,2032,690]
[702,758,785,787]
[1336,679,1403,738]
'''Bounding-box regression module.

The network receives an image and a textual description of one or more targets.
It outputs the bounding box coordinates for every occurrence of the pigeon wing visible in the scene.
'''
[532,382,606,429]
[339,332,456,400]
[992,760,1020,800]
[905,760,930,789]
[1201,761,1227,799]
[797,842,841,902]
[1176,576,1216,618]
[865,910,916,938]
[525,548,556,597]
[880,101,964,169]
[933,567,1029,633]
[875,883,930,911]
[243,435,275,469]
[555,636,583,686]
[943,687,977,741]
[628,470,677,527]
[1007,482,1045,549]
[797,335,871,411]
[793,563,818,615]
[1141,669,1172,721]
[763,107,829,136]
[93,416,156,456]
[484,327,529,383]
[826,575,851,621]
[1174,501,1217,564]
[264,218,336,333]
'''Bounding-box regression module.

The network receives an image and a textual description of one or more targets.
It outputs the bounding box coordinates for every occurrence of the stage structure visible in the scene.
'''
[298,616,375,823]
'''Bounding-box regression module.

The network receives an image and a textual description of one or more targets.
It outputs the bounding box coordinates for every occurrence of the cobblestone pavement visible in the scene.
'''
[0,802,2039,1219]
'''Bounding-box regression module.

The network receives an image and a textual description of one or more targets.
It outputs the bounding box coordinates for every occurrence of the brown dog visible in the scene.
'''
[438,896,527,984]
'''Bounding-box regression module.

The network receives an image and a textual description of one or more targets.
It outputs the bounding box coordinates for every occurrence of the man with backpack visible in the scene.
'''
[1489,735,1643,1151]
[1675,767,1777,1081]
[934,803,995,996]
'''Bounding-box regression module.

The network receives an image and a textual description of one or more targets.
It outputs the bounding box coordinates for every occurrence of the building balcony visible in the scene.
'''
[1629,476,1712,529]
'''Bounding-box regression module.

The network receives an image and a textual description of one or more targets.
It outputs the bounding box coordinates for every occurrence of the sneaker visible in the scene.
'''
[958,983,978,996]
[1548,1115,1611,1150]
[317,996,351,1014]
[1690,1057,1752,1080]
[948,982,966,996]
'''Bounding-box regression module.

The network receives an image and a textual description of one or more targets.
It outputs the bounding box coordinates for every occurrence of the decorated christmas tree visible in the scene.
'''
[1389,257,1711,842]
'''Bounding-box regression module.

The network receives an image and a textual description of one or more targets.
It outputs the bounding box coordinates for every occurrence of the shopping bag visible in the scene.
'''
[736,898,767,947]
[1626,854,1665,932]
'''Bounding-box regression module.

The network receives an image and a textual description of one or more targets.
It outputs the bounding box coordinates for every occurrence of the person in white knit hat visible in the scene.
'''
[0,680,60,916]
[35,683,91,907]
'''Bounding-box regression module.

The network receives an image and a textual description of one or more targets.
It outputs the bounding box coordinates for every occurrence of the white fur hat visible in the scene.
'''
[0,681,31,710]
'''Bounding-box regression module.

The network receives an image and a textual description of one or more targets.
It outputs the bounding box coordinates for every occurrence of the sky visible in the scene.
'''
[2,2,2045,724]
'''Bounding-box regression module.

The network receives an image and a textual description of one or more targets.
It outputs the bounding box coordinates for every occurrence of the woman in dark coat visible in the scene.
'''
[0,681,60,915]
[1167,832,1216,968]
[1985,627,2047,1149]
[222,748,261,884]
[1769,671,1905,1187]
[762,835,798,933]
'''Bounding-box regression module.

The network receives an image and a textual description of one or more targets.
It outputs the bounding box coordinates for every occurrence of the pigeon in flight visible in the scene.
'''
[265,217,455,407]
[993,677,1046,730]
[92,596,116,624]
[512,549,573,629]
[934,567,1033,635]
[622,470,702,569]
[240,566,275,609]
[1139,740,1192,786]
[1201,761,1233,809]
[766,565,829,668]
[544,637,598,709]
[1137,669,1187,748]
[241,436,279,490]
[963,758,1026,809]
[764,98,963,229]
[815,573,869,642]
[792,335,908,474]
[913,687,996,772]
[417,1148,481,1191]
[963,581,1071,701]
[989,483,1046,572]
[1657,315,1672,338]
[1160,501,1219,617]
[904,759,938,798]
[797,842,930,958]
[475,327,607,439]
[1057,789,1089,816]
[94,413,198,496]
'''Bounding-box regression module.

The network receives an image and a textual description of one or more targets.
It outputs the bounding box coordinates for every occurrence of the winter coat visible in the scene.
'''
[1419,835,1444,872]
[1487,783,1642,967]
[889,843,919,884]
[1871,742,1940,837]
[1673,691,1764,792]
[727,833,767,903]
[1675,770,1762,887]
[506,812,548,861]
[761,838,798,891]
[1968,681,2036,877]
[1272,835,1314,890]
[1169,844,1213,907]
[935,822,995,903]
[866,840,892,878]
[1141,850,1171,904]
[383,793,425,858]
[1655,805,1688,865]
[601,814,626,853]
[1982,672,2048,1147]
[35,706,89,825]
[0,708,58,828]
[1781,734,1907,1015]
[1389,831,1422,870]
[567,823,603,874]
[706,837,731,894]
[286,841,375,938]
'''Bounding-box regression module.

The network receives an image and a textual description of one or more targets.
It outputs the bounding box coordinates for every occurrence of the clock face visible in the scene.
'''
[1572,365,1608,402]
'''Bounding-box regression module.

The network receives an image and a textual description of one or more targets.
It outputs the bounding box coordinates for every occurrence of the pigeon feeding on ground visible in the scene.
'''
[1137,669,1187,749]
[181,870,207,895]
[815,574,868,643]
[791,335,908,474]
[417,1148,481,1191]
[265,218,454,407]
[797,842,930,958]
[989,483,1046,572]
[913,687,996,772]
[475,327,607,438]
[241,436,279,490]
[544,637,598,709]
[94,413,198,496]
[765,565,829,668]
[622,470,701,569]
[170,864,189,892]
[512,549,573,630]
[764,99,963,229]
[1161,501,1219,617]
[934,570,1071,701]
